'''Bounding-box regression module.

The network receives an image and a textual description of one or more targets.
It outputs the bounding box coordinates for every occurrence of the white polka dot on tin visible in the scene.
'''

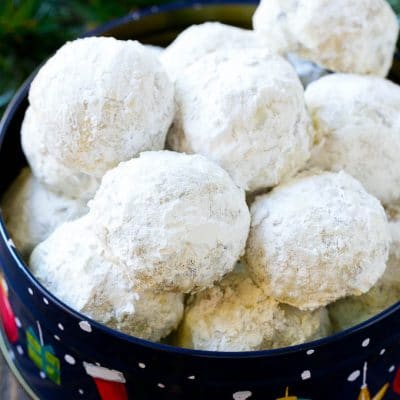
[43,297,49,305]
[306,349,315,355]
[347,370,360,382]
[16,345,24,355]
[138,362,146,369]
[187,375,196,380]
[79,320,92,333]
[78,389,84,395]
[232,391,252,400]
[14,317,21,328]
[380,348,386,355]
[389,365,396,373]
[301,370,311,380]
[362,338,370,347]
[40,371,46,379]
[64,354,76,365]
[57,323,64,331]
[28,287,33,295]
[54,335,60,341]
[157,383,165,389]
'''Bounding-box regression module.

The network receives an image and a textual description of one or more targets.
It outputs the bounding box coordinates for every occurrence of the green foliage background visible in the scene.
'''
[1,0,400,116]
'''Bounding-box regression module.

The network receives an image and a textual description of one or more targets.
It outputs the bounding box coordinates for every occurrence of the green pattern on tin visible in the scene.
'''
[26,327,60,385]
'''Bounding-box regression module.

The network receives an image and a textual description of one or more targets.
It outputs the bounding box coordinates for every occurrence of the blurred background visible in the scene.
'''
[1,0,400,117]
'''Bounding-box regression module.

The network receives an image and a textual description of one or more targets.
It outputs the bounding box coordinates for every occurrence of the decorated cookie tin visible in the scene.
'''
[1,1,400,399]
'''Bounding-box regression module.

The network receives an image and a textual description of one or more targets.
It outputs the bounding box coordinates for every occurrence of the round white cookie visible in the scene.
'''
[306,74,400,205]
[245,170,390,310]
[27,37,174,177]
[253,0,398,76]
[89,151,250,293]
[329,214,400,331]
[160,22,268,81]
[22,107,100,201]
[168,48,313,192]
[1,168,87,259]
[177,268,331,351]
[30,216,184,341]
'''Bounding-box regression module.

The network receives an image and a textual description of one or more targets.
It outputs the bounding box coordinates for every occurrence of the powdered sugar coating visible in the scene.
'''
[89,151,250,293]
[168,49,313,192]
[329,214,400,331]
[30,216,184,341]
[253,0,398,76]
[28,37,174,176]
[177,268,331,351]
[160,22,269,81]
[22,107,100,201]
[388,216,400,283]
[306,74,400,205]
[145,44,163,57]
[1,168,88,259]
[245,170,390,310]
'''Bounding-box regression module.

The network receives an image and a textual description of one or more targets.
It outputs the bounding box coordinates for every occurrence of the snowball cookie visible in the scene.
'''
[160,22,268,81]
[1,168,87,259]
[253,0,398,77]
[89,151,250,293]
[28,37,174,177]
[22,107,100,201]
[168,49,313,192]
[176,268,331,351]
[306,74,400,205]
[245,170,391,311]
[286,53,329,88]
[30,216,184,341]
[329,216,400,331]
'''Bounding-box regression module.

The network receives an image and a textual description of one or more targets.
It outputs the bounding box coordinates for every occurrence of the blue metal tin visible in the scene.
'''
[1,2,400,399]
